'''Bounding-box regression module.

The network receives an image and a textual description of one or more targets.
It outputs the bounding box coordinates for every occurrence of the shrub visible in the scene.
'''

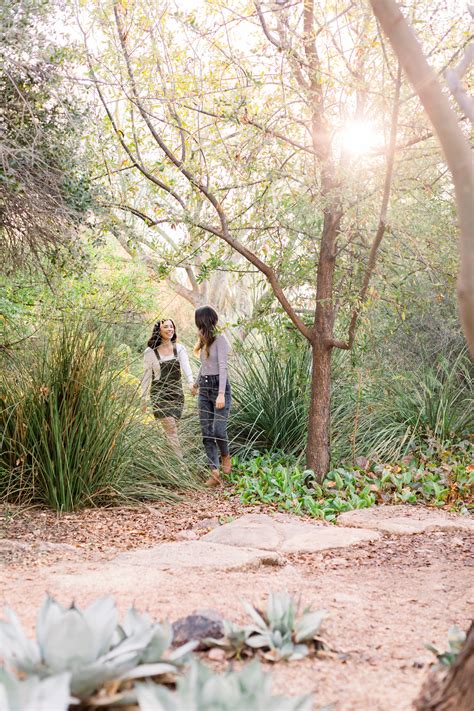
[0,322,199,510]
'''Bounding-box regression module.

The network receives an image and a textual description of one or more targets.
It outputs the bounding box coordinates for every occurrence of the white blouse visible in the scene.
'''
[141,344,194,400]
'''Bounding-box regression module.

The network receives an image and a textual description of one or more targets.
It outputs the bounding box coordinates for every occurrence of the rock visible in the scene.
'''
[202,513,379,553]
[337,506,474,535]
[280,528,379,553]
[172,613,224,649]
[208,647,227,661]
[114,541,283,572]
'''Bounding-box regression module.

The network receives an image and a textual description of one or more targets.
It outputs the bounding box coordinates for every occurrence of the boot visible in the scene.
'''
[221,454,232,475]
[205,469,221,487]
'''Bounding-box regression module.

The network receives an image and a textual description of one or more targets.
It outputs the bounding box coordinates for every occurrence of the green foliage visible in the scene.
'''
[0,668,72,711]
[0,595,195,704]
[0,322,198,510]
[136,659,314,711]
[205,592,326,663]
[230,332,311,456]
[227,447,473,521]
[425,626,467,667]
[0,0,94,265]
[332,349,474,463]
[230,329,472,467]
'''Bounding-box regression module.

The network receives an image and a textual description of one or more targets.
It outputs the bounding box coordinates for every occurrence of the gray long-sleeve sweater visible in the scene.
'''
[196,333,230,393]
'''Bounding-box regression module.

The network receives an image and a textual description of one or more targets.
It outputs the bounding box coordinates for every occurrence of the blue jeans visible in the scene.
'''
[198,375,231,469]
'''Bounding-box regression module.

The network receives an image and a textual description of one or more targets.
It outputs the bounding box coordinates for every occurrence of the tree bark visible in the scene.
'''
[307,336,332,478]
[416,622,474,710]
[306,209,340,478]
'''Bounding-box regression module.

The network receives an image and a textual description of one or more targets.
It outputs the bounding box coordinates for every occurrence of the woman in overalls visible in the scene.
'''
[141,319,194,455]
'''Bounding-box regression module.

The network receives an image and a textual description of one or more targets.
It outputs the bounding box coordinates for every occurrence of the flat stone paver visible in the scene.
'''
[114,540,283,571]
[337,505,474,535]
[202,513,380,553]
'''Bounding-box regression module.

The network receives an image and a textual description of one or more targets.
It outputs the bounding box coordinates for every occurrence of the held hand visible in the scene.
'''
[190,383,199,396]
[141,403,148,414]
[215,393,225,410]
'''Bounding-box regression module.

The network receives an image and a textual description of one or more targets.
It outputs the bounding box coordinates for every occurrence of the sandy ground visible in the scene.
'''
[1,495,473,711]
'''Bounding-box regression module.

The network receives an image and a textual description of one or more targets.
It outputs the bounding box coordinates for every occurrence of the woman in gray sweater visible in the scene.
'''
[193,306,231,487]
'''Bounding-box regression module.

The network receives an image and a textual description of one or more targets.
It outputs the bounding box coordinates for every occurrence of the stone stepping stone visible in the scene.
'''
[202,513,379,553]
[337,505,474,535]
[114,540,283,572]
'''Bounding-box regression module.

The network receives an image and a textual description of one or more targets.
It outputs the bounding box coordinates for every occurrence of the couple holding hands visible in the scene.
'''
[141,306,231,488]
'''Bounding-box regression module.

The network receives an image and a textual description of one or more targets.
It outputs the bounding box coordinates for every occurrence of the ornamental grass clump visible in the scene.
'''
[136,659,314,711]
[230,332,311,457]
[0,321,198,510]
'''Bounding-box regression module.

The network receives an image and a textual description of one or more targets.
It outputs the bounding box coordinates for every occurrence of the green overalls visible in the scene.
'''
[150,344,184,420]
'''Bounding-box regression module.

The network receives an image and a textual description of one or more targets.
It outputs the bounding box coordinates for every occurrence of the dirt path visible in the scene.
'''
[1,496,473,711]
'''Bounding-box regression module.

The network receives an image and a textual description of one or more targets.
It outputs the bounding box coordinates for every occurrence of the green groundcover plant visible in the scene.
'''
[227,443,473,521]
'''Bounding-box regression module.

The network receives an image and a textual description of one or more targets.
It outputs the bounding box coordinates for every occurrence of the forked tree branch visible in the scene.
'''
[110,0,312,340]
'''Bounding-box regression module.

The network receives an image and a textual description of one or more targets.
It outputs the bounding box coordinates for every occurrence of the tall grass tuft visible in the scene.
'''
[0,323,199,511]
[332,348,474,463]
[230,330,473,465]
[229,332,311,456]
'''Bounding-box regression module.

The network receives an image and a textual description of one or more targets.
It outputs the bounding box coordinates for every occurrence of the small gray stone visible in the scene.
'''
[172,613,224,649]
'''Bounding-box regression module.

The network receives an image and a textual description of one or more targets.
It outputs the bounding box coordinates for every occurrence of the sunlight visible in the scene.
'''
[341,120,383,156]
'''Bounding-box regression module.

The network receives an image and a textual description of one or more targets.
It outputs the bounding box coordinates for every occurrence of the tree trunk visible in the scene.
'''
[306,336,332,479]
[305,202,341,480]
[416,623,474,710]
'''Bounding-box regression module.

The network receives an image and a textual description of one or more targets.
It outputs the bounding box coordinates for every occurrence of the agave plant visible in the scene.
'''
[0,595,195,702]
[426,625,467,666]
[0,668,72,711]
[205,592,327,662]
[136,659,313,710]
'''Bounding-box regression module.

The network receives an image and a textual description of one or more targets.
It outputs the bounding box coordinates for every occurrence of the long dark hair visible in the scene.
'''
[194,306,218,357]
[148,319,177,350]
